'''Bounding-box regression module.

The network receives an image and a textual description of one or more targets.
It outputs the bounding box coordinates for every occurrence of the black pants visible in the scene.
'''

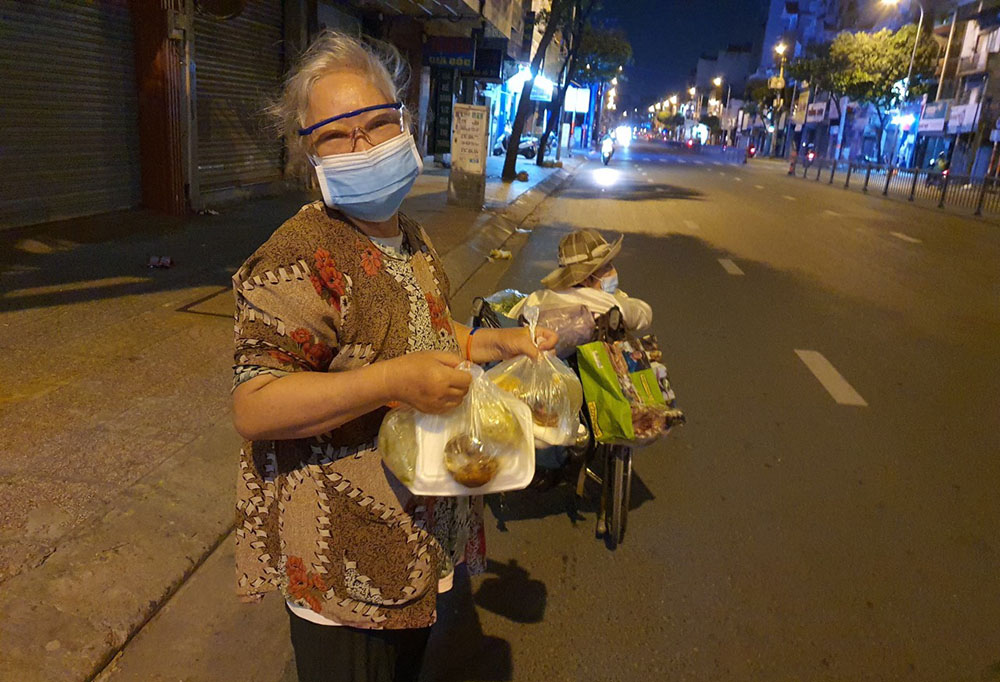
[286,606,431,682]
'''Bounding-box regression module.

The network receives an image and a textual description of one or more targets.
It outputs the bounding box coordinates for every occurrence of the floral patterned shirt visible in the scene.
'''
[232,203,485,630]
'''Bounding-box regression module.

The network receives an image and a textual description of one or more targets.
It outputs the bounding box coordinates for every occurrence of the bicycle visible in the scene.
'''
[471,297,634,548]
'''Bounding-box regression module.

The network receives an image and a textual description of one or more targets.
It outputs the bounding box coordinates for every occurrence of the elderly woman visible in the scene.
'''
[231,32,555,682]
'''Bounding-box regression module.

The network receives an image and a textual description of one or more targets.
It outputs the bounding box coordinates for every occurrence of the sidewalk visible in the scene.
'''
[0,153,583,682]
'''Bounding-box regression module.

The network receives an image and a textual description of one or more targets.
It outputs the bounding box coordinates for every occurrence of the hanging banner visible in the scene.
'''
[792,89,810,125]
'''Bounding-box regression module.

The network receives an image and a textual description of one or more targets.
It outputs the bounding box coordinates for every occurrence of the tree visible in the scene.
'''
[536,18,632,164]
[535,0,597,166]
[503,0,574,180]
[827,25,937,161]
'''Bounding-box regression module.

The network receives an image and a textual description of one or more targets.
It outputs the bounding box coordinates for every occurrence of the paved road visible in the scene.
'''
[422,142,1000,681]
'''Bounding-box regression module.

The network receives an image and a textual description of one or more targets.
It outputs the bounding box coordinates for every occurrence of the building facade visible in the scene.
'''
[1,0,561,230]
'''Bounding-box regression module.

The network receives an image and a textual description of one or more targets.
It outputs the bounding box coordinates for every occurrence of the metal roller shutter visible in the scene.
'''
[0,0,141,229]
[194,0,284,198]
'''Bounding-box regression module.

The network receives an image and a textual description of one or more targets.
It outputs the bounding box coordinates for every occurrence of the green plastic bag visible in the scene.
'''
[577,341,635,443]
[578,341,674,446]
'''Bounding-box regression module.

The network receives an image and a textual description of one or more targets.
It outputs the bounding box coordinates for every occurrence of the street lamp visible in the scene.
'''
[771,42,788,157]
[882,0,925,100]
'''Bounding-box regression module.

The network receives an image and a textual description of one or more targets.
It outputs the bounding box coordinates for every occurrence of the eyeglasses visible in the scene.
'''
[299,102,406,157]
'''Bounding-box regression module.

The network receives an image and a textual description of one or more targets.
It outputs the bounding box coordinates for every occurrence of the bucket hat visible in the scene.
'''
[541,228,623,289]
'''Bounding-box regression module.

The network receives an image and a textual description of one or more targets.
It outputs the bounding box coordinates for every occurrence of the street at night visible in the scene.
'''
[4,1,1000,681]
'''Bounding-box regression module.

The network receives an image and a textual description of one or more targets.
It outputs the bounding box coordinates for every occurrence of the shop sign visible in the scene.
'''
[918,100,949,132]
[948,102,980,133]
[806,102,827,123]
[529,77,553,102]
[432,68,455,154]
[425,37,474,69]
[565,85,591,113]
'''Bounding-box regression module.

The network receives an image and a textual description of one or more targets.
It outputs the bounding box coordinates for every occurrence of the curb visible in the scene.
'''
[444,158,584,300]
[0,157,583,682]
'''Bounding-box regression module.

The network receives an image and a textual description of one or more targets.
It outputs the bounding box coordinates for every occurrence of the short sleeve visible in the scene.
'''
[232,251,343,390]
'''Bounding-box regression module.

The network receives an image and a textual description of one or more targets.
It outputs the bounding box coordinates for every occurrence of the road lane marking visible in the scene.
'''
[794,350,868,407]
[694,160,704,165]
[823,209,842,217]
[713,162,722,166]
[754,184,765,189]
[891,231,922,244]
[733,176,742,182]
[683,219,700,230]
[782,195,797,201]
[718,258,744,275]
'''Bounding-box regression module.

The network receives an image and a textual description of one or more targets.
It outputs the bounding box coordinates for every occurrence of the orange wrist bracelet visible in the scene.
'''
[466,327,481,361]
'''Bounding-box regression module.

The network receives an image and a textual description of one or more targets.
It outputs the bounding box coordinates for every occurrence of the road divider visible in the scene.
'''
[794,350,868,407]
[718,258,744,275]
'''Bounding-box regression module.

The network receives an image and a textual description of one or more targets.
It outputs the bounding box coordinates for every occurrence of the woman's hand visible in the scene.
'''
[385,350,472,414]
[489,326,558,361]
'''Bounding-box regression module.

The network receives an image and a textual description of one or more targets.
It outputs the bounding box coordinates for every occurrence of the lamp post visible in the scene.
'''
[771,42,787,157]
[883,0,925,100]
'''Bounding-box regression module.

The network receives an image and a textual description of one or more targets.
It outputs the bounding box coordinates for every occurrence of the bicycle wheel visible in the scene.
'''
[608,446,625,549]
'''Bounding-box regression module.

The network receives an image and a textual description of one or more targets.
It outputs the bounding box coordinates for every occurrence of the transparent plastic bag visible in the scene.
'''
[484,288,527,316]
[536,304,596,358]
[486,307,584,446]
[438,365,527,487]
[378,407,418,485]
[379,363,534,493]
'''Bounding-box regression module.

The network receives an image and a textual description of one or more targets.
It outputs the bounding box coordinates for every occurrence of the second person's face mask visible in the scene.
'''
[311,132,423,222]
[599,270,619,294]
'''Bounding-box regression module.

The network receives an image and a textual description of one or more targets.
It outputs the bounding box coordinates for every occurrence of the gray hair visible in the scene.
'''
[269,31,410,174]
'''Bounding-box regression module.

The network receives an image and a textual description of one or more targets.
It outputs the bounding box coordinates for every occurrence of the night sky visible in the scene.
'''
[599,0,771,111]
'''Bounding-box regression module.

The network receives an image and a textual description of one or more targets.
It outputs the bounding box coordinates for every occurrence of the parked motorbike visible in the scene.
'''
[601,137,614,165]
[492,133,538,159]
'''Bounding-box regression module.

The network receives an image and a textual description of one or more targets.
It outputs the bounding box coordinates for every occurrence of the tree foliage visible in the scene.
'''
[570,24,632,84]
[827,25,937,116]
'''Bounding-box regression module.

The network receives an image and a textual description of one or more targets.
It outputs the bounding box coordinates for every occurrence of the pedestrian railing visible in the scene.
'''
[789,157,1000,217]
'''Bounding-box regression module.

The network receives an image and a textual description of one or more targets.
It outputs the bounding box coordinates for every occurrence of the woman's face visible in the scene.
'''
[305,71,402,157]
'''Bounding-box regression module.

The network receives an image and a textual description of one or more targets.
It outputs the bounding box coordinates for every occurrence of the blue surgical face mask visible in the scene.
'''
[600,270,619,294]
[311,132,423,222]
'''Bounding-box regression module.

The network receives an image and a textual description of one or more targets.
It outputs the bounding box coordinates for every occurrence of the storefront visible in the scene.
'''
[193,1,286,207]
[2,1,141,229]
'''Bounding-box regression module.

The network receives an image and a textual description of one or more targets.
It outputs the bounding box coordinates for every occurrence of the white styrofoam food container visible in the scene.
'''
[407,392,535,496]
